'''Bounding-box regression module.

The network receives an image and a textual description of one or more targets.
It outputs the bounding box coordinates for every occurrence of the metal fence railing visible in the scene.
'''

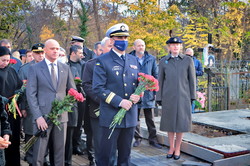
[197,65,250,111]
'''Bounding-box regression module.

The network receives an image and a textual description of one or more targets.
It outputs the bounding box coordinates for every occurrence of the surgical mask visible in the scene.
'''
[114,40,128,51]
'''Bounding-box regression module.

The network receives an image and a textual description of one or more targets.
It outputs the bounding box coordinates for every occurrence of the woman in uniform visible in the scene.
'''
[157,37,196,160]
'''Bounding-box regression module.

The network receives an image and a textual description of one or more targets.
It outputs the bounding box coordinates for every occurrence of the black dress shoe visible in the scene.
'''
[89,160,96,166]
[149,141,162,149]
[73,147,85,155]
[173,155,180,160]
[43,161,51,166]
[166,153,174,158]
[133,139,141,147]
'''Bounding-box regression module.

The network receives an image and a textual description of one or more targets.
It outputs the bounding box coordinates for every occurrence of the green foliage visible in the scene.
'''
[77,0,88,39]
[47,95,74,128]
[0,0,30,39]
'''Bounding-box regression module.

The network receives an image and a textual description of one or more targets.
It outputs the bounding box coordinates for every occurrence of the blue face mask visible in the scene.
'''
[114,40,128,51]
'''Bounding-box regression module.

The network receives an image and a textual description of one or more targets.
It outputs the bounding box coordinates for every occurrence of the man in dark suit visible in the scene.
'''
[67,44,88,156]
[26,39,76,166]
[18,43,50,166]
[92,23,141,166]
[82,38,115,166]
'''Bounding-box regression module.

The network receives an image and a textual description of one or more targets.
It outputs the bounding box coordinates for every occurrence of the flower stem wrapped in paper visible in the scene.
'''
[108,73,159,139]
[7,80,27,119]
[23,88,85,153]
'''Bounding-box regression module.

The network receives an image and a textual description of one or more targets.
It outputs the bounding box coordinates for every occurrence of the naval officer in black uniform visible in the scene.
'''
[92,23,141,166]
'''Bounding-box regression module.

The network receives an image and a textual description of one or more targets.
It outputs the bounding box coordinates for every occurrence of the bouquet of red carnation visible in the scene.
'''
[23,88,85,152]
[7,80,27,119]
[8,59,17,66]
[108,73,159,139]
[47,88,85,127]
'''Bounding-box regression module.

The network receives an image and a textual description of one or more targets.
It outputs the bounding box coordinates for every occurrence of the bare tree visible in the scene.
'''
[92,0,101,40]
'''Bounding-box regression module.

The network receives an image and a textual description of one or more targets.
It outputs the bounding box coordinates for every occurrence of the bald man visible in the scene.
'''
[26,39,76,166]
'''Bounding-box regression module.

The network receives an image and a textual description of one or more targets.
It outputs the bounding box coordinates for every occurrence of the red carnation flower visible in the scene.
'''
[75,77,80,80]
[9,59,17,65]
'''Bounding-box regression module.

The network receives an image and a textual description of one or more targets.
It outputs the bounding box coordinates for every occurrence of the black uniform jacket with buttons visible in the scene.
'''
[92,49,139,128]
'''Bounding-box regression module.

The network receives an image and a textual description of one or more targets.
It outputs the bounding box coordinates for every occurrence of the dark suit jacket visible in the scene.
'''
[82,58,100,118]
[68,66,79,127]
[26,59,76,133]
[92,50,139,128]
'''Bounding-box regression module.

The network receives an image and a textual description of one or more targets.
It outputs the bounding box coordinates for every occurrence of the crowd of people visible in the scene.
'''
[0,23,202,166]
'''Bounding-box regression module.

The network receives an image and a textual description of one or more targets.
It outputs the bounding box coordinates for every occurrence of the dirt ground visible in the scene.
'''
[191,123,239,138]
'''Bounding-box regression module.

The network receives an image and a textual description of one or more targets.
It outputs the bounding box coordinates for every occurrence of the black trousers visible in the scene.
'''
[98,127,135,166]
[5,115,20,166]
[134,108,157,142]
[65,126,75,166]
[72,102,85,151]
[83,107,94,162]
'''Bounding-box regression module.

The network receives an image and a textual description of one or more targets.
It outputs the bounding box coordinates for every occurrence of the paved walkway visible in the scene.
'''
[131,139,211,166]
[21,139,211,166]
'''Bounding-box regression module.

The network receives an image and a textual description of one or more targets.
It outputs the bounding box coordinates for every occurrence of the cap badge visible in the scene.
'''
[38,47,42,50]
[174,38,177,42]
[120,25,126,31]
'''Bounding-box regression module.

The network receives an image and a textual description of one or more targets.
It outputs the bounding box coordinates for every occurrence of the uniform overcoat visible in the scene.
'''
[156,54,196,132]
[18,60,36,135]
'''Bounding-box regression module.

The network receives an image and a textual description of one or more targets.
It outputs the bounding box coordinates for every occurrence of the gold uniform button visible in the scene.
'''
[132,73,134,76]
[125,93,128,96]
[124,83,127,86]
[123,74,126,77]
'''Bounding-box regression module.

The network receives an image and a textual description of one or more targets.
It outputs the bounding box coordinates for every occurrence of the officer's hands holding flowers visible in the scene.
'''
[108,73,159,139]
[120,94,140,111]
[120,99,133,111]
[129,94,140,104]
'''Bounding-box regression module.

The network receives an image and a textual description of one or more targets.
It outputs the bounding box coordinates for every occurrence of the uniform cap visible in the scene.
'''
[166,37,183,44]
[32,43,44,52]
[0,46,11,56]
[19,49,27,57]
[106,23,129,37]
[71,36,85,43]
